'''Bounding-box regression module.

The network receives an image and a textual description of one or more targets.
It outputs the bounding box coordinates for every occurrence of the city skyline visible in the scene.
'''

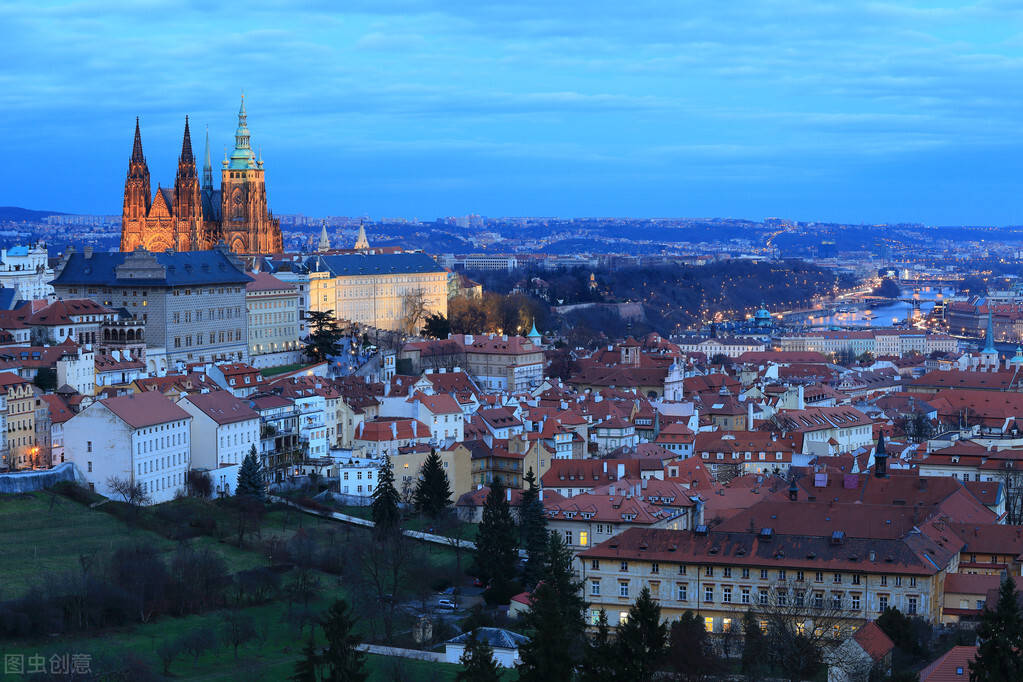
[2,1,1023,224]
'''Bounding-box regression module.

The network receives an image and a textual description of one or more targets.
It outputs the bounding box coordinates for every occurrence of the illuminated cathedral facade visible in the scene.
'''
[120,96,282,255]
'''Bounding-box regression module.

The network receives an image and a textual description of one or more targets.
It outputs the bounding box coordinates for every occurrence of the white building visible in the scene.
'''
[178,390,260,496]
[336,454,378,497]
[0,244,54,302]
[245,272,302,369]
[64,391,191,504]
[296,393,329,459]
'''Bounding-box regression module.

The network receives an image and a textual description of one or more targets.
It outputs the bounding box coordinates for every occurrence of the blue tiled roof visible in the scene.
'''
[311,252,445,277]
[51,251,252,287]
[0,287,17,310]
[5,246,28,257]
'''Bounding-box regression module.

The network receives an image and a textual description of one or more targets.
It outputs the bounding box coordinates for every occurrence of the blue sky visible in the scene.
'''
[2,0,1023,224]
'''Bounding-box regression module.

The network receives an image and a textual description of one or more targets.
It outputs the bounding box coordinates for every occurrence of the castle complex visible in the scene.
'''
[120,96,282,255]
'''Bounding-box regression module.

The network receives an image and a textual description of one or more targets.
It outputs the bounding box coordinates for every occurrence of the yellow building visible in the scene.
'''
[308,253,448,333]
[393,444,472,503]
[0,372,37,470]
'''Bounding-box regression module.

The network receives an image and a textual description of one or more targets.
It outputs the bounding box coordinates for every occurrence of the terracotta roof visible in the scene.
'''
[100,391,191,429]
[27,299,114,326]
[918,646,976,682]
[245,271,296,293]
[852,621,894,662]
[40,394,74,424]
[181,390,259,425]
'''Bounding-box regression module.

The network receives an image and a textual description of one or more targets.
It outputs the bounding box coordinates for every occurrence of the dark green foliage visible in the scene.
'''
[741,609,769,680]
[473,479,520,604]
[616,586,668,679]
[516,582,577,682]
[290,636,320,682]
[413,449,452,518]
[578,609,616,682]
[970,576,1023,681]
[236,445,265,502]
[456,629,503,682]
[423,312,451,339]
[320,598,367,682]
[873,278,902,298]
[371,455,402,537]
[305,309,344,362]
[665,610,720,681]
[877,607,926,657]
[516,532,588,680]
[33,367,56,392]
[518,468,547,589]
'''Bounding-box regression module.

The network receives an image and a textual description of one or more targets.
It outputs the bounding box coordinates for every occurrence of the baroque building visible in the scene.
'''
[120,96,282,255]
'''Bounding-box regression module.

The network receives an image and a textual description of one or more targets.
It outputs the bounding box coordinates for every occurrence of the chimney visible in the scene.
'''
[539,489,544,502]
[412,420,418,438]
[84,246,93,259]
[506,487,511,502]
[797,385,805,410]
[390,421,398,439]
[603,461,608,473]
[617,463,625,479]
[747,400,754,428]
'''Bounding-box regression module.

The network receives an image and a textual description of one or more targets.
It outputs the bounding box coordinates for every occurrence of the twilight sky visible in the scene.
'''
[2,1,1023,224]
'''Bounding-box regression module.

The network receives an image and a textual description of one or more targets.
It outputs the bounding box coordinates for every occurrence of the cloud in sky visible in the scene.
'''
[1,0,1022,224]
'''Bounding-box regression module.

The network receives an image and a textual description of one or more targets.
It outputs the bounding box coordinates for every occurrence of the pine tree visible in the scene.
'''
[472,478,520,604]
[413,449,452,519]
[236,445,265,502]
[320,598,367,682]
[456,629,503,682]
[578,609,617,682]
[741,608,769,680]
[518,468,547,589]
[516,582,576,682]
[305,309,343,362]
[616,586,668,679]
[371,456,402,538]
[665,610,720,680]
[970,575,1023,682]
[542,531,587,636]
[290,636,320,682]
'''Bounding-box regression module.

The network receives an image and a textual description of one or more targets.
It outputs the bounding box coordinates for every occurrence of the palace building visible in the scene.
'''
[120,96,282,255]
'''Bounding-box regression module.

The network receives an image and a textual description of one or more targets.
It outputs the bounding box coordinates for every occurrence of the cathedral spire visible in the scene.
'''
[131,117,145,163]
[354,221,370,250]
[228,94,257,169]
[202,125,213,190]
[180,116,194,164]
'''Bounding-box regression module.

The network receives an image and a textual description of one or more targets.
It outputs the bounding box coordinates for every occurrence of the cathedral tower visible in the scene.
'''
[220,95,282,254]
[173,117,204,250]
[120,118,152,251]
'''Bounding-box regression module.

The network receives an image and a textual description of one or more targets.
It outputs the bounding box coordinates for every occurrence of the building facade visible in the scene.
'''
[51,248,251,367]
[245,272,301,368]
[0,244,53,302]
[120,98,282,255]
[308,253,448,333]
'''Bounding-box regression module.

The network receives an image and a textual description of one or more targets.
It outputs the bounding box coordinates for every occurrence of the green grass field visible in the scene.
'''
[0,490,498,680]
[259,363,306,377]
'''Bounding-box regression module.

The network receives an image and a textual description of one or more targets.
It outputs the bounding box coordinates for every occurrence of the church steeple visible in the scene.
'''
[131,117,145,164]
[354,221,370,250]
[180,116,194,165]
[228,94,257,169]
[202,125,213,190]
[317,221,331,252]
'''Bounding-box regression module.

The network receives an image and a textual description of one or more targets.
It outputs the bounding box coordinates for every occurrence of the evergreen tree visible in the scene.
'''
[371,456,402,538]
[541,531,587,635]
[665,610,720,680]
[578,609,617,682]
[472,478,520,604]
[518,468,547,589]
[740,609,769,680]
[236,445,265,502]
[970,575,1023,682]
[516,582,576,682]
[616,586,668,679]
[305,309,343,362]
[320,598,367,682]
[456,629,503,682]
[290,636,320,682]
[413,449,452,519]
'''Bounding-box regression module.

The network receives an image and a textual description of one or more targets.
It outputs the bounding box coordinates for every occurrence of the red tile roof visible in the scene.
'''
[918,646,976,682]
[100,391,191,429]
[181,390,259,425]
[852,621,894,662]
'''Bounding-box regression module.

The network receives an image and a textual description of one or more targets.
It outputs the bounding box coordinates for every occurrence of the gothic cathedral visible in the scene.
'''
[120,96,282,255]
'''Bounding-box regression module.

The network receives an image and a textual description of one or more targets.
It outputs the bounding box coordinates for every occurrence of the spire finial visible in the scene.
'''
[202,125,213,189]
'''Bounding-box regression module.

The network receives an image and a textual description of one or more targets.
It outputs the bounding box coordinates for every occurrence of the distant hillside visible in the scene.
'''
[0,206,67,221]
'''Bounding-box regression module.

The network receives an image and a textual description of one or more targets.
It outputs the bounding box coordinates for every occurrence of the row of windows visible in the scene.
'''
[143,472,183,494]
[174,330,243,347]
[137,452,186,474]
[136,432,185,453]
[173,287,243,296]
[595,560,918,588]
[173,307,243,324]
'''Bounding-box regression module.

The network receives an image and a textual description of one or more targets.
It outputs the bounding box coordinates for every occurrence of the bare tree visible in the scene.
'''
[401,288,429,336]
[749,580,861,682]
[352,529,424,643]
[997,462,1023,525]
[106,476,151,511]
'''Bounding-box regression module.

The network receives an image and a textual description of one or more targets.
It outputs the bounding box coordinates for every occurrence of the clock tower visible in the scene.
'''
[219,95,282,254]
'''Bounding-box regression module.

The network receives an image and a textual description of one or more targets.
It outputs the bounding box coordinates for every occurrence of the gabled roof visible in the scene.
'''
[852,621,894,662]
[181,390,259,425]
[100,391,191,429]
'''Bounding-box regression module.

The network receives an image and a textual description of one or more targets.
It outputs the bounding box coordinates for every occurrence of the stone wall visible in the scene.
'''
[0,462,86,494]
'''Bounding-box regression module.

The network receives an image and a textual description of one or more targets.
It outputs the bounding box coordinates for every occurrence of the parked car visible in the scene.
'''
[437,598,457,610]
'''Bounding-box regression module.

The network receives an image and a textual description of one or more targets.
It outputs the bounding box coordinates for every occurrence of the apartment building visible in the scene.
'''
[0,372,36,470]
[245,271,301,369]
[178,390,260,496]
